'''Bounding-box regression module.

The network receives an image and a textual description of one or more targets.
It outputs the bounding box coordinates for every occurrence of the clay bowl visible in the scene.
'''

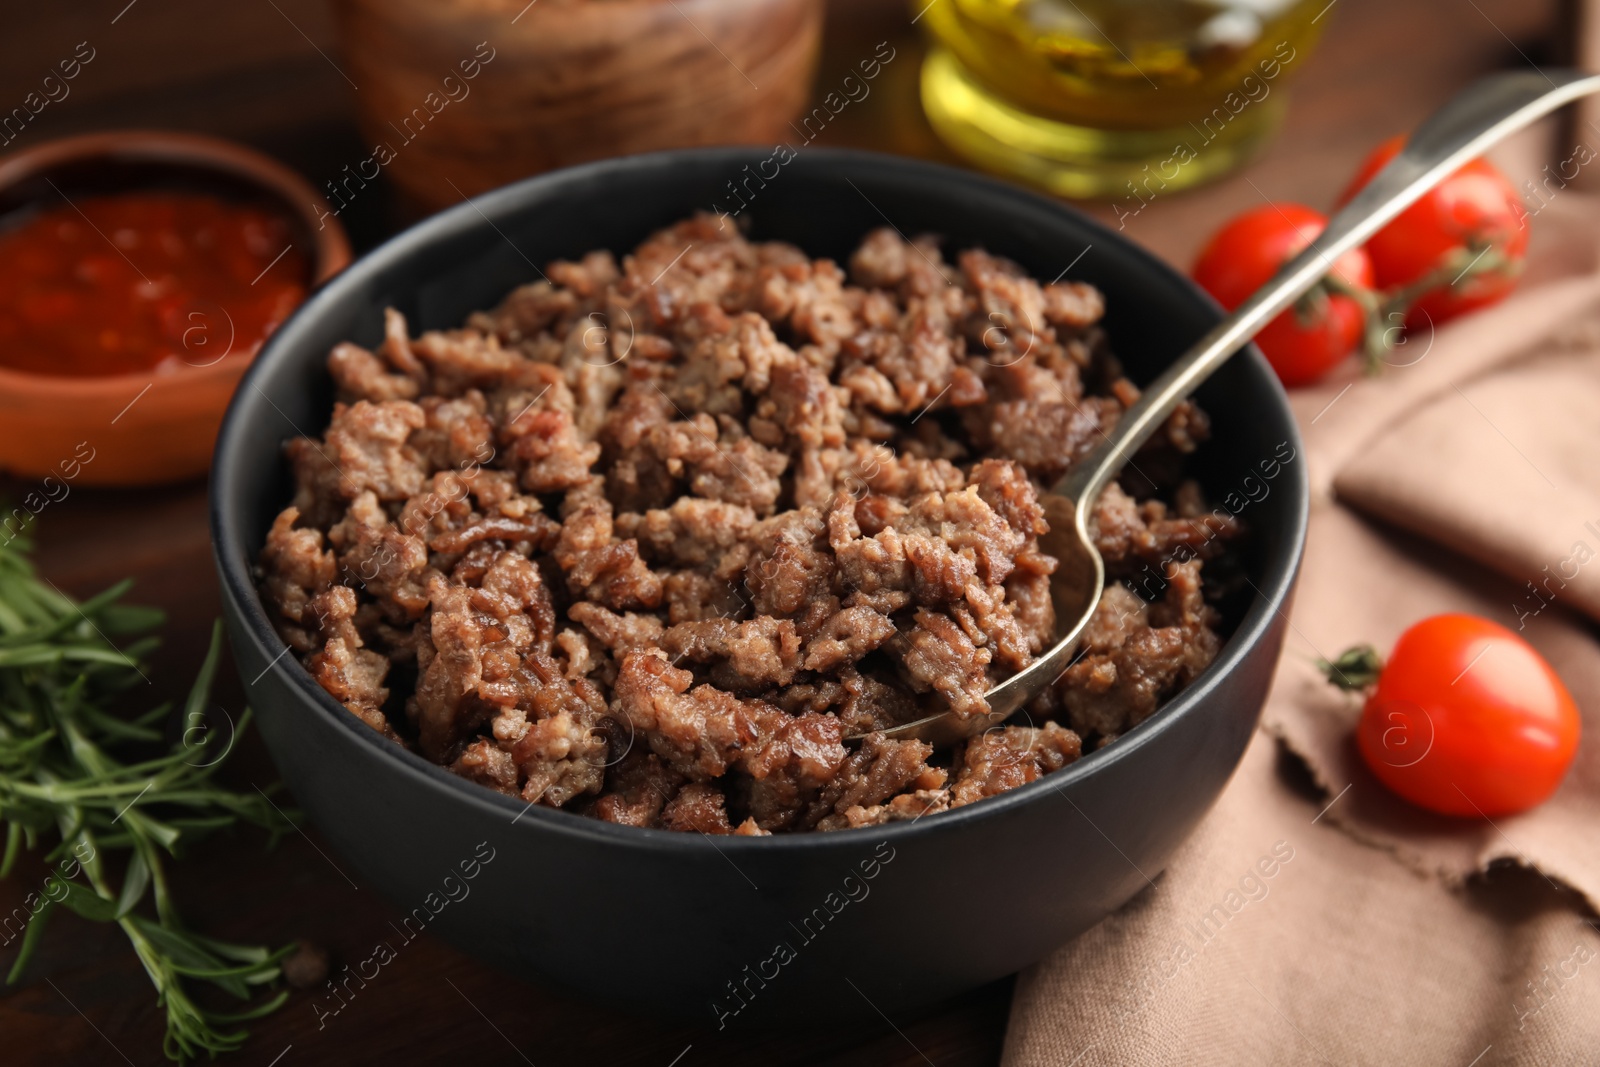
[328,0,824,214]
[0,131,350,487]
[212,148,1308,1023]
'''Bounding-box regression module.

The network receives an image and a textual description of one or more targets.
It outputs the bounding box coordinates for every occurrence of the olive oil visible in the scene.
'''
[919,0,1332,199]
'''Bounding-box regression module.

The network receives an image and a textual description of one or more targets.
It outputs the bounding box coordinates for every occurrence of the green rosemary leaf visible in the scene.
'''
[0,580,134,648]
[0,645,137,669]
[187,935,290,968]
[4,897,55,986]
[77,704,164,743]
[98,603,167,635]
[54,879,118,923]
[182,622,223,727]
[114,635,163,664]
[205,990,291,1024]
[0,538,293,1063]
[124,810,183,851]
[129,919,256,1000]
[0,592,28,634]
[0,822,20,878]
[116,849,151,919]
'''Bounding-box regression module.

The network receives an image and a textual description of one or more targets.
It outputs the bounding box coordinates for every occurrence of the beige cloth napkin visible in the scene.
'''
[1004,195,1600,1066]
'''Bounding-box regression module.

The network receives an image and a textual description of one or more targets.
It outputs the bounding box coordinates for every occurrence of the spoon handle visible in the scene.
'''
[1054,67,1600,509]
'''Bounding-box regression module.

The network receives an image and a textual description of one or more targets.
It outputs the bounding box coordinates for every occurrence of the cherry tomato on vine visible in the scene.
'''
[1337,136,1528,328]
[1339,614,1580,817]
[1192,204,1375,388]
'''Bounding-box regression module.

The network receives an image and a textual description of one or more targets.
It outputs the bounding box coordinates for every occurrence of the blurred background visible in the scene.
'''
[0,0,1574,269]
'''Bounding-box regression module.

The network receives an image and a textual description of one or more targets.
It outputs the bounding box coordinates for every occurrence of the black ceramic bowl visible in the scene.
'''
[211,148,1307,1025]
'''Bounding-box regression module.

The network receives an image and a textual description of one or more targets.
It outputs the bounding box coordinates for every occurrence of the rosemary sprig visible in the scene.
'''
[0,532,296,1062]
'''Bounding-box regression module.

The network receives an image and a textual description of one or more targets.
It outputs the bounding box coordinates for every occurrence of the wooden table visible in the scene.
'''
[0,0,1564,1063]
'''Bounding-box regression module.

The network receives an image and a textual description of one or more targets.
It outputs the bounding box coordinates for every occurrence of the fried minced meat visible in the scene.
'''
[257,215,1242,831]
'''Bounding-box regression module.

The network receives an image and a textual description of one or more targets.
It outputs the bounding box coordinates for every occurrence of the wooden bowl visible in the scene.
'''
[0,131,350,488]
[329,0,825,213]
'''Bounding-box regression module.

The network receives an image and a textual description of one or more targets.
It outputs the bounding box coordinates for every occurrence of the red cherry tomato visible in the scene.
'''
[1192,204,1375,388]
[1357,614,1580,817]
[1337,136,1527,327]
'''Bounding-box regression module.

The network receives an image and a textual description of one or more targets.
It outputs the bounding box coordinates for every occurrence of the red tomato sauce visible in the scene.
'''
[0,191,308,378]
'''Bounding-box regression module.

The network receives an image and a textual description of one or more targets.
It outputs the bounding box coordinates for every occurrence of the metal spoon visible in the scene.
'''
[874,67,1600,748]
